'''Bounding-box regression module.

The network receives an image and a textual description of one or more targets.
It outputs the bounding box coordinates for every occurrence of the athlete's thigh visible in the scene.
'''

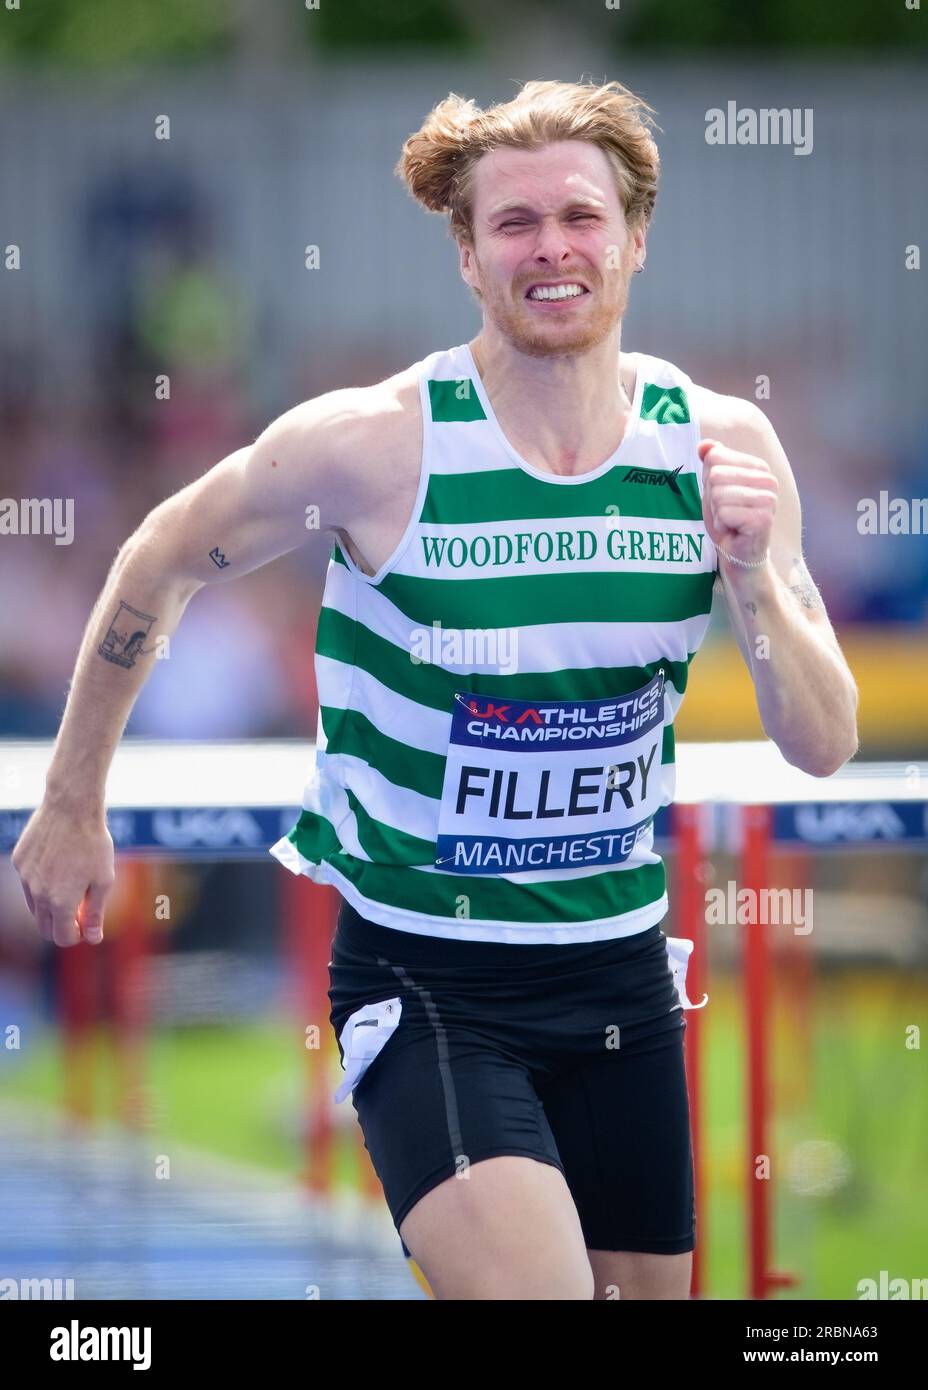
[352,1024,592,1297]
[351,1019,546,1202]
[400,1153,594,1300]
[536,1020,695,1295]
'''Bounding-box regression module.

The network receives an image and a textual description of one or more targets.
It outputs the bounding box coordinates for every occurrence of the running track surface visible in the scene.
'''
[0,1103,424,1300]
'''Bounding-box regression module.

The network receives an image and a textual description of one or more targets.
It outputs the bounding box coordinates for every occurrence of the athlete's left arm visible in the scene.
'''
[695,393,860,778]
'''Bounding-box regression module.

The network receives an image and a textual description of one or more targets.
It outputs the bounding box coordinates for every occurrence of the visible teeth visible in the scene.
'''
[528,283,585,300]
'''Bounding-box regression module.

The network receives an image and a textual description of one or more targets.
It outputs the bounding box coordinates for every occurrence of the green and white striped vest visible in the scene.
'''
[270,342,718,943]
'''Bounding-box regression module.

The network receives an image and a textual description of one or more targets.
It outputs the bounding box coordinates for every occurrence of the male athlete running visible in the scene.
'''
[12,80,858,1301]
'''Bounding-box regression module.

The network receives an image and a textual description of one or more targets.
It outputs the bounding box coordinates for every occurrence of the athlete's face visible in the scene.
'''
[459,140,646,358]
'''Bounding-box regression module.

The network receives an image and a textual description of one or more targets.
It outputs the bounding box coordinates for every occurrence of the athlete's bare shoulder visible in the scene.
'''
[686,379,799,522]
[270,362,419,490]
[271,361,423,576]
[687,380,774,454]
[337,364,422,575]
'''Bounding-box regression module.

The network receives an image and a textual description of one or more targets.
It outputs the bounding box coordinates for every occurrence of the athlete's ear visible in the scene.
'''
[458,238,478,292]
[629,221,647,269]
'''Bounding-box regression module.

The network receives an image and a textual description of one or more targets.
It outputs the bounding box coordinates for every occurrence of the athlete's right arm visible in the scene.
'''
[10,391,371,948]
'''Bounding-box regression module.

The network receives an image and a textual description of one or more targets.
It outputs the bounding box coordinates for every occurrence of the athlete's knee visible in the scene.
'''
[589,1249,692,1300]
[424,1255,594,1300]
[454,1262,594,1300]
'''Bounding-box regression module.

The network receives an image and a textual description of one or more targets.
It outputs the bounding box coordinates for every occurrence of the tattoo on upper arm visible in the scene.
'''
[788,556,824,611]
[98,601,157,669]
[209,546,230,569]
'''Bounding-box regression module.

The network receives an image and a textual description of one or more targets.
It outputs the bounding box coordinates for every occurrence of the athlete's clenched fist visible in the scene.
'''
[698,438,779,567]
[11,803,114,948]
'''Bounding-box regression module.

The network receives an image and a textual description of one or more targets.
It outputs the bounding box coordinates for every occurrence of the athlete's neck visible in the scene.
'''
[468,327,636,478]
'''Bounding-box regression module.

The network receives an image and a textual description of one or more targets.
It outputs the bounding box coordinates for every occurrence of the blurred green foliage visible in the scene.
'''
[312,0,474,53]
[619,0,926,52]
[0,0,234,67]
[0,0,922,67]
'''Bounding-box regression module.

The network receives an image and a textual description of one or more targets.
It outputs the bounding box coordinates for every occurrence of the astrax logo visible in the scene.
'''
[620,464,683,493]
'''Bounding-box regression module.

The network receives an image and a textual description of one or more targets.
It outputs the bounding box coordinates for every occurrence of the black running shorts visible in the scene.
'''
[327,900,696,1256]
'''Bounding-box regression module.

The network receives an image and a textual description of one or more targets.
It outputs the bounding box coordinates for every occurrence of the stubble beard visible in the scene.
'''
[471,249,635,360]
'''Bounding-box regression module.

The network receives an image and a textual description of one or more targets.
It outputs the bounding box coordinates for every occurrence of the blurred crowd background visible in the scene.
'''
[1,0,926,749]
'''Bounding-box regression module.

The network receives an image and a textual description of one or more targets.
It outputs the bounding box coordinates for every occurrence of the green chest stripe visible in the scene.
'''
[420,464,702,525]
[317,605,694,709]
[376,569,715,630]
[326,852,667,924]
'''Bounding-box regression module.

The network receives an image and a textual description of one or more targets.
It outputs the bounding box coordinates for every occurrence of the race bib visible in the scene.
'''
[435,671,666,875]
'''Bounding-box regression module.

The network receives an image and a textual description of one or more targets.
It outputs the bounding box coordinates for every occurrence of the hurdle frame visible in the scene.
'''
[3,737,926,1298]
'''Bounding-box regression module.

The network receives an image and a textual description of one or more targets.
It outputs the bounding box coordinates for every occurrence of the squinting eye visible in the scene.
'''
[569,213,597,221]
[500,220,528,230]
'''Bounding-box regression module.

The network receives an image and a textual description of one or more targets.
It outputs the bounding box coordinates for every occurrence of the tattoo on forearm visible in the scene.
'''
[788,556,824,611]
[745,600,758,616]
[209,546,230,569]
[98,600,157,668]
